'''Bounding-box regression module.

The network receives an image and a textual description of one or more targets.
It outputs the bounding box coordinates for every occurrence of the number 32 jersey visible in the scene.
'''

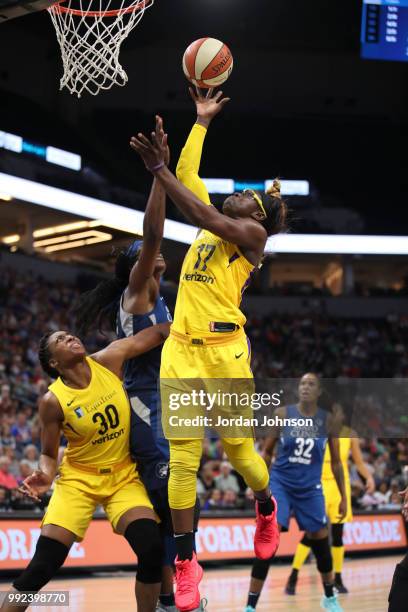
[49,357,131,467]
[272,404,328,490]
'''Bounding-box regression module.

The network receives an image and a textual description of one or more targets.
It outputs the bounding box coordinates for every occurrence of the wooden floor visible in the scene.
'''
[13,555,397,611]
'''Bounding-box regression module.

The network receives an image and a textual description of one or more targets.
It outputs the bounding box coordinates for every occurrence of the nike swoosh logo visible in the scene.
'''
[67,399,75,406]
[235,352,244,359]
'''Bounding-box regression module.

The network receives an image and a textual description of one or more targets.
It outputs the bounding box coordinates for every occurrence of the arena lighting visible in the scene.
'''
[33,220,101,238]
[0,130,81,171]
[44,235,112,253]
[0,171,197,246]
[33,230,112,248]
[1,172,408,255]
[2,234,20,245]
[202,179,310,196]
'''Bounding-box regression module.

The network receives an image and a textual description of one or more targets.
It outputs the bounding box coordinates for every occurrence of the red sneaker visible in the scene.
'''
[254,496,280,560]
[174,552,204,612]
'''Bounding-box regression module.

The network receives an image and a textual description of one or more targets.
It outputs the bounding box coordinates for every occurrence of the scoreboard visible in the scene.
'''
[361,0,408,62]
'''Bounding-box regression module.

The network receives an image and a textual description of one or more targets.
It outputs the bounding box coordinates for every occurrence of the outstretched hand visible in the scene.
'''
[130,115,170,172]
[190,87,231,127]
[19,469,53,502]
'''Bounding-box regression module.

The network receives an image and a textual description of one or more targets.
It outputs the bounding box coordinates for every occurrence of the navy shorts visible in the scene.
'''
[270,474,327,533]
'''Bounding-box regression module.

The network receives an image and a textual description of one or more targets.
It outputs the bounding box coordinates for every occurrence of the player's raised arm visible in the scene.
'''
[20,393,63,501]
[92,322,170,378]
[128,117,169,295]
[130,117,268,256]
[175,88,230,205]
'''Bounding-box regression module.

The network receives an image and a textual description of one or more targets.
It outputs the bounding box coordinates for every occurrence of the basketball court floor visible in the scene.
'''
[17,554,397,611]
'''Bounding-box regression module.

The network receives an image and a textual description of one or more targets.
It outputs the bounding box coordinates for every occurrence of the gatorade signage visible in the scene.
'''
[0,514,406,570]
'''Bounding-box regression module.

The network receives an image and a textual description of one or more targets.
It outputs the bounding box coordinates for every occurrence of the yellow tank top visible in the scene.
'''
[322,436,351,481]
[49,357,131,466]
[172,230,254,335]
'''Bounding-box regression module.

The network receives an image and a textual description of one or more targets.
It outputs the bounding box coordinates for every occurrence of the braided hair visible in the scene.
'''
[38,332,59,379]
[72,247,140,336]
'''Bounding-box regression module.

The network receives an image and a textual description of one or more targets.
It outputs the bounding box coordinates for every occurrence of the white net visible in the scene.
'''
[48,0,154,98]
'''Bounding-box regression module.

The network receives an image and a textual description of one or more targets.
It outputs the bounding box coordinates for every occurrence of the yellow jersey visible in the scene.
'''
[49,357,131,467]
[174,123,254,336]
[322,436,351,482]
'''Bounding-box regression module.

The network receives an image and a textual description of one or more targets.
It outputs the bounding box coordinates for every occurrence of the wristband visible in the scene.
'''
[148,161,165,173]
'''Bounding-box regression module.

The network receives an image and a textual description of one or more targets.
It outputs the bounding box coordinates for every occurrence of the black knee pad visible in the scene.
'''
[331,523,344,547]
[13,536,69,592]
[251,557,271,581]
[300,534,312,547]
[389,561,408,611]
[310,536,332,574]
[125,519,163,584]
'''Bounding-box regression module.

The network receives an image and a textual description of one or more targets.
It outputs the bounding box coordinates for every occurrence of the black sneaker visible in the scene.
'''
[285,573,298,595]
[334,574,349,594]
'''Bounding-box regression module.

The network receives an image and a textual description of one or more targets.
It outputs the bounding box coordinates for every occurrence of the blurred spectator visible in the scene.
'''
[18,460,32,485]
[0,456,18,490]
[202,489,223,511]
[373,481,390,506]
[11,413,31,448]
[0,486,10,511]
[222,489,238,508]
[214,462,240,494]
[0,423,16,450]
[198,463,216,493]
[23,445,39,471]
[3,447,19,476]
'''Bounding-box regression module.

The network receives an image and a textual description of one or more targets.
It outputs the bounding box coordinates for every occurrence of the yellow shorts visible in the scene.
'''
[42,462,153,541]
[160,330,254,440]
[160,329,252,378]
[323,477,353,524]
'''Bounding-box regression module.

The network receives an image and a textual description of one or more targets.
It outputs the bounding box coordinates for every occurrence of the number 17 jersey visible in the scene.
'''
[49,357,131,467]
[272,404,328,490]
[172,229,254,336]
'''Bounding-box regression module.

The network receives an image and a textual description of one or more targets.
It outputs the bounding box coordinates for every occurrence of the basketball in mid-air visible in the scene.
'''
[182,38,233,89]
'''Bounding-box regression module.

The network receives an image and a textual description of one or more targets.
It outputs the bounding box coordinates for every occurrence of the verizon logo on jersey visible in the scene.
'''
[183,272,214,284]
[92,428,125,445]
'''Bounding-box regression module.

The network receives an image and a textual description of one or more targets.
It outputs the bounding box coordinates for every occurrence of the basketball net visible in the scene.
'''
[48,0,154,97]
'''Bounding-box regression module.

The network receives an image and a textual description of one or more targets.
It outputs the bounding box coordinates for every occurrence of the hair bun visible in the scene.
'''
[266,178,281,198]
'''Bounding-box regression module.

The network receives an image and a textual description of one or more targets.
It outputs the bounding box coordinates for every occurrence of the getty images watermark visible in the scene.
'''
[164,388,313,431]
[159,377,408,439]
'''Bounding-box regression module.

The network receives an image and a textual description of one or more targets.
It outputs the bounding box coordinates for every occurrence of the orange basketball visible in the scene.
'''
[182,38,233,89]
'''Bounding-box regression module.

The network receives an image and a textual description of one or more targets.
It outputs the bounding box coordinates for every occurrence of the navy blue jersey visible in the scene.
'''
[117,293,172,394]
[116,291,172,490]
[272,404,328,490]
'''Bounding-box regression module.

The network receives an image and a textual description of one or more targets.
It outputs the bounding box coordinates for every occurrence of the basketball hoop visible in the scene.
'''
[48,0,154,97]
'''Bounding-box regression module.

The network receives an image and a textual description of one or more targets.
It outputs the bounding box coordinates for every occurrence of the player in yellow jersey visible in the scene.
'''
[0,324,169,612]
[130,90,287,611]
[285,403,375,596]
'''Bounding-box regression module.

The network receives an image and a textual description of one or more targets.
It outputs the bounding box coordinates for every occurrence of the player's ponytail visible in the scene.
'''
[266,178,282,199]
[260,178,288,236]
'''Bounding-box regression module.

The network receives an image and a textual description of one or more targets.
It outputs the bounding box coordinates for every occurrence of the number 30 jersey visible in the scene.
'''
[272,404,328,490]
[49,357,131,467]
